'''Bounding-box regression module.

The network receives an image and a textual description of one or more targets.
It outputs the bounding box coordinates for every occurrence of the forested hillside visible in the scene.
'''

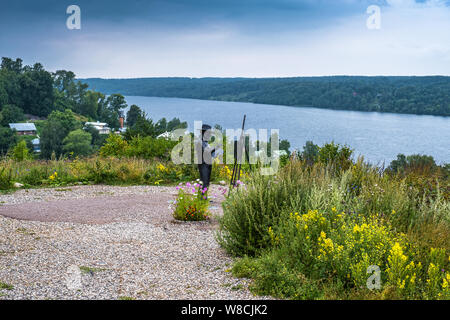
[0,57,128,157]
[0,57,188,159]
[0,57,126,125]
[81,76,450,116]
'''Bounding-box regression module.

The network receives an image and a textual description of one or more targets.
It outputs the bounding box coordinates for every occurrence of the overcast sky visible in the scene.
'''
[1,0,449,78]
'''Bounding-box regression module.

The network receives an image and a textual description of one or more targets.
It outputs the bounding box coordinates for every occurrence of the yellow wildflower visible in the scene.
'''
[443,273,450,289]
[157,163,168,172]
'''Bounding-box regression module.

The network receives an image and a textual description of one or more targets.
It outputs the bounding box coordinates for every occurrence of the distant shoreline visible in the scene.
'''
[122,95,450,120]
[80,76,450,117]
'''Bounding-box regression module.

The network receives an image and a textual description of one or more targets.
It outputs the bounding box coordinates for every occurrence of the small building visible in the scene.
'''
[157,130,189,140]
[117,126,127,134]
[9,123,37,136]
[116,114,126,134]
[84,121,111,135]
[157,131,173,139]
[31,138,41,153]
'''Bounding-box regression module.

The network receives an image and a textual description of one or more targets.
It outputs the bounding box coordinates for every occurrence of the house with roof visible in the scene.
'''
[9,123,37,136]
[157,130,189,140]
[84,121,111,135]
[31,138,41,153]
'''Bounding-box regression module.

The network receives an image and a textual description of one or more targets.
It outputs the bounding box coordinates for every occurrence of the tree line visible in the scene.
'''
[81,76,450,116]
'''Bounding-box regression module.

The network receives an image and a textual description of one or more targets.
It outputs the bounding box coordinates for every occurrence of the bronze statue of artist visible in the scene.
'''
[197,124,216,191]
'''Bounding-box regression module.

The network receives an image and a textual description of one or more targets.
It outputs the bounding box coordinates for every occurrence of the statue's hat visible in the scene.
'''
[201,124,212,132]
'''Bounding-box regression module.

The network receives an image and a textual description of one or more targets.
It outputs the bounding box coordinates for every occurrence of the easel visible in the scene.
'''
[229,115,250,195]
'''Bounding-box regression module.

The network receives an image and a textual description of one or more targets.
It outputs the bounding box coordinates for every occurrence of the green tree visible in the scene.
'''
[84,124,107,150]
[106,94,127,113]
[0,104,25,126]
[0,58,23,108]
[20,63,54,116]
[53,70,91,115]
[389,154,437,174]
[318,142,353,170]
[155,117,168,135]
[279,139,291,156]
[0,80,8,108]
[153,117,187,136]
[123,113,157,140]
[40,110,81,159]
[53,70,77,95]
[11,140,31,161]
[77,90,102,119]
[63,129,93,157]
[0,126,17,155]
[99,94,127,130]
[167,117,187,131]
[126,104,142,128]
[302,141,320,165]
[1,57,23,73]
[99,134,130,158]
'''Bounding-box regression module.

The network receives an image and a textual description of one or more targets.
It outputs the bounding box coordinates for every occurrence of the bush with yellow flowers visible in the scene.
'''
[272,209,403,287]
[232,207,449,299]
[219,164,233,181]
[217,164,250,183]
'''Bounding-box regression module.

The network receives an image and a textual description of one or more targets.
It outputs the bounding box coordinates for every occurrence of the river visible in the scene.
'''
[124,96,450,165]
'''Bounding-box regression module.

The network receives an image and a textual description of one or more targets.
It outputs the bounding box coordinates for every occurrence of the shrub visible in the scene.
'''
[217,175,283,256]
[0,126,17,156]
[0,157,201,188]
[63,129,93,157]
[99,134,177,161]
[389,153,437,175]
[11,140,31,162]
[99,134,130,158]
[127,136,176,160]
[0,167,13,190]
[232,254,323,299]
[301,141,320,165]
[233,208,449,299]
[220,157,449,299]
[21,166,48,186]
[172,181,209,221]
[40,109,81,159]
[318,141,353,171]
[218,160,353,257]
[86,159,117,184]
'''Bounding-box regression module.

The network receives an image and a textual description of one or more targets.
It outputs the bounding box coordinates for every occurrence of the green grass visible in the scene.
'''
[231,284,244,291]
[79,266,107,274]
[218,159,450,300]
[15,227,35,236]
[0,156,204,190]
[0,282,14,290]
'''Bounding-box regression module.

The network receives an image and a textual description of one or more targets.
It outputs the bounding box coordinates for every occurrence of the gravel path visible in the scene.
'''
[0,185,266,300]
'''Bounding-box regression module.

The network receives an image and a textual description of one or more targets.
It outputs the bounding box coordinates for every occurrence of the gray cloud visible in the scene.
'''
[1,0,449,77]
